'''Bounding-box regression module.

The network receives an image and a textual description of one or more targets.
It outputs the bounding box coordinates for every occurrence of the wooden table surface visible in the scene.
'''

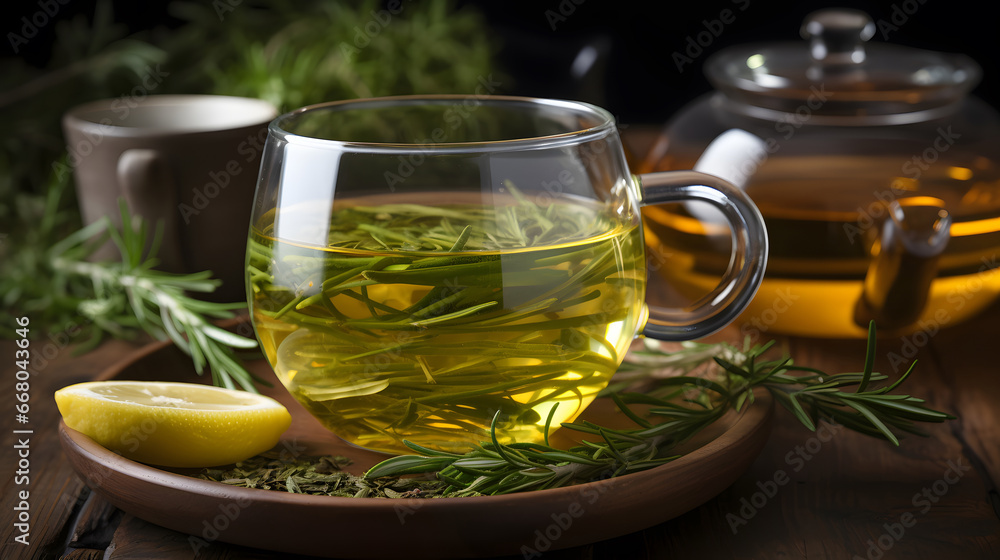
[3,130,999,559]
[3,299,999,559]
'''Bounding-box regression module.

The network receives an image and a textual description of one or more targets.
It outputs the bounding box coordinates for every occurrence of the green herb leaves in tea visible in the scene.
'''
[248,188,646,454]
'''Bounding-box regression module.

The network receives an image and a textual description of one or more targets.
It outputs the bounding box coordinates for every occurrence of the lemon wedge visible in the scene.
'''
[56,381,292,468]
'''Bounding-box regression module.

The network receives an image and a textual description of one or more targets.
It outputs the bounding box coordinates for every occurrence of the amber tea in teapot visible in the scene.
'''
[644,9,1000,338]
[645,152,1000,338]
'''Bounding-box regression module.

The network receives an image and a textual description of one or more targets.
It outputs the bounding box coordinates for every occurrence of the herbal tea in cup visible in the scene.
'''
[247,96,768,454]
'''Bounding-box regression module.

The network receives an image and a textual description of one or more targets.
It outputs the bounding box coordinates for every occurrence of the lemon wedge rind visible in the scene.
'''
[55,381,292,468]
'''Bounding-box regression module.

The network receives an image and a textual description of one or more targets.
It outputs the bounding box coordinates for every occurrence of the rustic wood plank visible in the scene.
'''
[626,324,1000,560]
[758,334,999,560]
[23,323,1000,560]
[2,339,136,559]
[61,548,106,560]
[922,306,1000,490]
[1,337,145,560]
[6,221,1000,559]
[106,514,196,560]
[105,513,329,560]
[67,491,123,550]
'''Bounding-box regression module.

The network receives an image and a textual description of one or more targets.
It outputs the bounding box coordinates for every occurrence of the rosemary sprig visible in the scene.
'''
[71,201,261,390]
[363,323,954,495]
[2,186,263,390]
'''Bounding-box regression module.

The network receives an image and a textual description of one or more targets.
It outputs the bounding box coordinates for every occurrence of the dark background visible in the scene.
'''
[3,0,999,125]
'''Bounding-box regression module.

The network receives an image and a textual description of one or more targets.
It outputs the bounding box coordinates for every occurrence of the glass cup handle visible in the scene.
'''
[636,171,769,341]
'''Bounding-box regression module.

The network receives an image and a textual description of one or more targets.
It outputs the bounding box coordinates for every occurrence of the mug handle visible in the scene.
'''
[117,149,185,272]
[636,171,769,341]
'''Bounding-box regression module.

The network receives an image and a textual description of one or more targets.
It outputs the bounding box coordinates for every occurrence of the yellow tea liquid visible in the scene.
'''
[248,197,645,453]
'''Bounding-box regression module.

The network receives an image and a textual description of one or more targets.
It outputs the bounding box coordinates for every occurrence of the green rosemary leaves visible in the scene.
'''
[363,324,954,496]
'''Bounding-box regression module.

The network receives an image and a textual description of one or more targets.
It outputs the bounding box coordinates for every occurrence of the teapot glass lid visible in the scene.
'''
[704,9,981,121]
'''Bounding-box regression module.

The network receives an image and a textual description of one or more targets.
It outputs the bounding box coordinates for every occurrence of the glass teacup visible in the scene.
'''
[246,95,768,454]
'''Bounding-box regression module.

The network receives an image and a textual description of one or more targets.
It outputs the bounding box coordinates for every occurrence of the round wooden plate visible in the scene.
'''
[59,337,773,558]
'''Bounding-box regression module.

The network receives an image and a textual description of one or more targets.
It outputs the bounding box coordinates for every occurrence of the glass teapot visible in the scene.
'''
[643,8,1000,338]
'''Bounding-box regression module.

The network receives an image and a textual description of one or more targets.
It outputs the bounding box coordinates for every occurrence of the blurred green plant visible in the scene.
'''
[1,0,499,347]
[1,0,168,224]
[165,0,496,110]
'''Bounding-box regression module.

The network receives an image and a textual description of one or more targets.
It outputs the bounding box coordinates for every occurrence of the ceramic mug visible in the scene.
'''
[62,94,278,301]
[246,95,768,453]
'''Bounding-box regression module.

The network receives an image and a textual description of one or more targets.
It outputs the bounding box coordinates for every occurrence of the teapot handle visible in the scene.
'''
[635,171,768,341]
[854,198,951,330]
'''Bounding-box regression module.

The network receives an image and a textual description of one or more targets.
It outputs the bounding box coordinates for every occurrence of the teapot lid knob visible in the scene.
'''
[801,8,876,65]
